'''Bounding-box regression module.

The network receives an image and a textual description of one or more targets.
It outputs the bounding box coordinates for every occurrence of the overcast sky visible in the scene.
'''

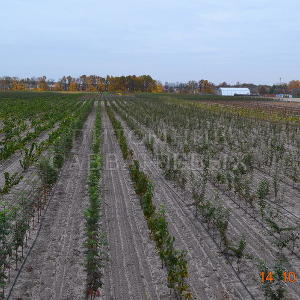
[1,0,299,85]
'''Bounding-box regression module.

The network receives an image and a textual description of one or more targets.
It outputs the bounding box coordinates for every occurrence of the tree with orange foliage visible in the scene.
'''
[69,81,78,91]
[288,80,300,92]
[11,80,26,90]
[199,79,214,94]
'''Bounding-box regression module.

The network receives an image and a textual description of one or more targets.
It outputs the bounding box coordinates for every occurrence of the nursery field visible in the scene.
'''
[0,92,299,300]
[197,100,300,117]
[106,94,300,300]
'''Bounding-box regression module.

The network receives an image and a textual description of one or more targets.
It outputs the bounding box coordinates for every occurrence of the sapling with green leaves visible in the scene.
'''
[216,171,226,185]
[192,191,205,218]
[19,143,37,171]
[226,171,233,191]
[288,232,299,253]
[144,135,155,155]
[228,236,247,272]
[183,143,190,154]
[242,152,254,171]
[53,143,65,169]
[141,183,155,219]
[266,218,300,254]
[272,167,280,202]
[290,164,299,189]
[37,157,58,187]
[13,213,29,270]
[215,207,230,252]
[0,172,23,196]
[192,155,209,217]
[84,106,105,298]
[257,179,270,219]
[202,201,216,230]
[0,203,15,297]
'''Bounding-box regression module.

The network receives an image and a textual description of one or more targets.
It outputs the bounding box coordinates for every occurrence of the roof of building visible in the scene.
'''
[218,87,250,92]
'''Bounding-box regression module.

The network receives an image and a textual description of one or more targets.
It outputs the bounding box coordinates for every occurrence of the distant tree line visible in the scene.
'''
[164,80,300,97]
[0,75,164,93]
[1,75,300,96]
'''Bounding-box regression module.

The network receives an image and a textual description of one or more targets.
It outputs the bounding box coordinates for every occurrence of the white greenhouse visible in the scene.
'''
[217,87,251,96]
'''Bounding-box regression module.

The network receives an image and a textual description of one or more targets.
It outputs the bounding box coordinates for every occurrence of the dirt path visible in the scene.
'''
[101,109,170,300]
[8,108,95,300]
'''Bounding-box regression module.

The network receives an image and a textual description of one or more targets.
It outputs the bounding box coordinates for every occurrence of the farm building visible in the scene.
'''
[275,94,292,98]
[217,87,251,96]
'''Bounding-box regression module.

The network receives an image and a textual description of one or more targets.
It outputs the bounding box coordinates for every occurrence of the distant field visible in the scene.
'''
[197,99,300,116]
[139,93,300,122]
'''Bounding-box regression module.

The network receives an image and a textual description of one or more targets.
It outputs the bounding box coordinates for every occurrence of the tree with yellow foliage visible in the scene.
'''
[152,81,164,93]
[69,81,78,91]
[11,80,26,90]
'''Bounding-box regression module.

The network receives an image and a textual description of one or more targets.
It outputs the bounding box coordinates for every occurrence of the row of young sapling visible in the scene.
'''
[84,103,107,299]
[112,98,300,300]
[0,100,94,299]
[116,98,300,192]
[114,98,299,236]
[105,103,193,299]
[0,99,83,162]
[111,102,246,262]
[17,101,88,173]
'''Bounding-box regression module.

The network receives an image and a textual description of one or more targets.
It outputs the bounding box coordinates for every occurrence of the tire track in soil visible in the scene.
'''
[9,107,96,300]
[102,109,171,300]
[116,112,264,300]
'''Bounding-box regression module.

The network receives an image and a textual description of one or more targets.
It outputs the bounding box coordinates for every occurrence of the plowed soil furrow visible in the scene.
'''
[102,110,170,300]
[8,108,95,300]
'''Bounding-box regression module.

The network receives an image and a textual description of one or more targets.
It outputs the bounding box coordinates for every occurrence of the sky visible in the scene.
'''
[0,0,299,85]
